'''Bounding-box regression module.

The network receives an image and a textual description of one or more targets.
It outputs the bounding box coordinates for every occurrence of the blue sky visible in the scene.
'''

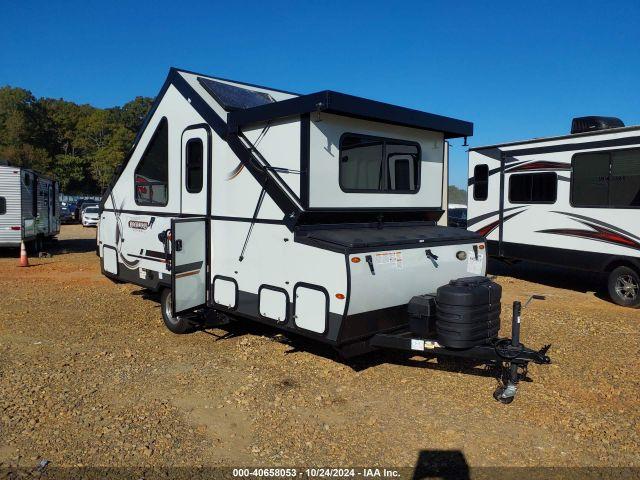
[1,0,639,187]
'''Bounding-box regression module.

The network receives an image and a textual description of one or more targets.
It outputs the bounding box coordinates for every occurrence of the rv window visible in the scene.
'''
[185,138,204,194]
[571,148,640,208]
[473,164,489,200]
[134,118,169,206]
[509,172,557,203]
[339,134,420,193]
[610,149,640,207]
[0,197,5,215]
[571,152,609,207]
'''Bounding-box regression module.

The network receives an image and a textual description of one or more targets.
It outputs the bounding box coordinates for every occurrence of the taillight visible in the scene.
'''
[10,226,21,231]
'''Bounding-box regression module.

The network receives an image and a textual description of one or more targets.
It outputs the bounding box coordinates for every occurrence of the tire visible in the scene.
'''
[160,288,196,334]
[607,266,640,308]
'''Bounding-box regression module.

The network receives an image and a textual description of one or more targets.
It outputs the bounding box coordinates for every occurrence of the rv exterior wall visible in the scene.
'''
[467,127,640,270]
[308,113,444,209]
[0,167,22,246]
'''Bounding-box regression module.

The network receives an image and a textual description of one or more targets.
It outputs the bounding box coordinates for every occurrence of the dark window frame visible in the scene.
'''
[338,132,422,194]
[570,147,640,209]
[473,164,489,201]
[134,117,169,207]
[0,197,6,215]
[508,172,558,204]
[185,137,204,194]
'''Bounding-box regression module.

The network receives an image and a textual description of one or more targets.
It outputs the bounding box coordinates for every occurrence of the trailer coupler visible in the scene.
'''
[368,299,551,404]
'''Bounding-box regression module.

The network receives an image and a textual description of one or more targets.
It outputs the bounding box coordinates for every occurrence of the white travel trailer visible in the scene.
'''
[98,69,550,402]
[0,162,60,250]
[468,116,640,307]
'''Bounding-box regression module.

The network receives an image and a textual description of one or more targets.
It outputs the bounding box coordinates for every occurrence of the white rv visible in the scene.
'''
[97,69,551,402]
[468,116,640,308]
[0,163,61,250]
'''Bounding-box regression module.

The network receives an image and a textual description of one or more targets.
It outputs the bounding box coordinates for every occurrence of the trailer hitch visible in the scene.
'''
[493,296,549,404]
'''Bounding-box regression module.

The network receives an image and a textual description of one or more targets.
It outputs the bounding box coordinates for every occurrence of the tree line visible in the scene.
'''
[0,86,153,194]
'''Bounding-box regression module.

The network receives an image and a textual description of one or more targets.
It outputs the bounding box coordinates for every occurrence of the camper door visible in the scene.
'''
[171,218,207,315]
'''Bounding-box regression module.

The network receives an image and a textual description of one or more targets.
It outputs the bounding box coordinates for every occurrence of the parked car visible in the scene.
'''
[74,200,98,222]
[60,205,74,224]
[81,205,100,227]
[448,207,467,228]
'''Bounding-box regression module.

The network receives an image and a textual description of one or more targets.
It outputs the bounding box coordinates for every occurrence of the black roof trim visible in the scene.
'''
[228,91,473,139]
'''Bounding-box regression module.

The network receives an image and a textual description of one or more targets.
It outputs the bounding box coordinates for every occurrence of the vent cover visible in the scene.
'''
[571,116,624,134]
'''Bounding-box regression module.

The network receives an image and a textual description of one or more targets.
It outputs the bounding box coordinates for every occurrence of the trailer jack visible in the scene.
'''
[369,296,551,404]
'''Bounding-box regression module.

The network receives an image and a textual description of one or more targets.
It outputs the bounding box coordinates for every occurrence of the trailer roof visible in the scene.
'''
[227,90,473,139]
[470,124,640,152]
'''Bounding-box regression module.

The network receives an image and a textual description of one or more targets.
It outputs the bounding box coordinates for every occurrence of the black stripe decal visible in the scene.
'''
[551,211,640,243]
[174,261,203,275]
[100,208,286,224]
[466,206,524,227]
[129,254,166,263]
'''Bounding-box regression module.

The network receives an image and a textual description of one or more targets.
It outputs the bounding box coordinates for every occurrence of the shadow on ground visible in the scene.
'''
[413,449,470,480]
[133,288,505,383]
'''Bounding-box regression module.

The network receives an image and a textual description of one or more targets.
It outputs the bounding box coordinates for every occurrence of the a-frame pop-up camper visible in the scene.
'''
[98,68,550,402]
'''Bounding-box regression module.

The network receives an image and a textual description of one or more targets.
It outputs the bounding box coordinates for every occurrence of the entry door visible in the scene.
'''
[181,125,210,215]
[171,218,207,315]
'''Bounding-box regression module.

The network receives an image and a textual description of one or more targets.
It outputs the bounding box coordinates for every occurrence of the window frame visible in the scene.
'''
[508,172,558,205]
[473,164,489,201]
[185,137,204,194]
[338,132,422,195]
[134,117,169,207]
[570,146,640,209]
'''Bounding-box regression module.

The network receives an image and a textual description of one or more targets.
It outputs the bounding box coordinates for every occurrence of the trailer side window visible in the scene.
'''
[572,148,640,208]
[339,134,420,193]
[509,172,557,203]
[185,138,203,194]
[473,164,489,200]
[571,152,609,207]
[610,149,640,207]
[135,118,169,206]
[0,197,5,215]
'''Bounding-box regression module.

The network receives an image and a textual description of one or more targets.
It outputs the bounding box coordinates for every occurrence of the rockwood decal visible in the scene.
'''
[128,219,152,231]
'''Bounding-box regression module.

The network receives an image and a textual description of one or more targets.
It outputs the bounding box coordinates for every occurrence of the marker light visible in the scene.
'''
[335,293,345,300]
[479,244,485,250]
[351,257,361,263]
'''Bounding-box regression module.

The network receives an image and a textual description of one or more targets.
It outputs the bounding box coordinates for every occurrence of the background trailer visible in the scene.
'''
[467,116,640,307]
[0,162,60,250]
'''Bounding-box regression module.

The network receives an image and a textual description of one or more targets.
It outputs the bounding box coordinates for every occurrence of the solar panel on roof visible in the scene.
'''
[197,77,276,111]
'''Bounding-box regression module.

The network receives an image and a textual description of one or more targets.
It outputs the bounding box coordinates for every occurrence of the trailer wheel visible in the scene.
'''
[160,288,195,334]
[607,266,640,308]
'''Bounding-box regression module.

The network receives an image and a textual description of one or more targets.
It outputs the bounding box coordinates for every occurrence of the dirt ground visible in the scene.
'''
[0,225,638,474]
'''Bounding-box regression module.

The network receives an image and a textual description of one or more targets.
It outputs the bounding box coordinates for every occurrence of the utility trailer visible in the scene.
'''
[0,162,60,250]
[98,68,550,402]
[468,116,640,307]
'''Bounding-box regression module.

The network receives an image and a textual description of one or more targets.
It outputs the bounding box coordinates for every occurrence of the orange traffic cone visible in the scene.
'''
[19,240,29,267]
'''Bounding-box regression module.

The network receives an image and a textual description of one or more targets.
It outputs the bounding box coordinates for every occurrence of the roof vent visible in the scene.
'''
[571,116,624,134]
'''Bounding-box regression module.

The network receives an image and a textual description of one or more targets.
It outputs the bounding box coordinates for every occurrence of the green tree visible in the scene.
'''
[448,185,467,205]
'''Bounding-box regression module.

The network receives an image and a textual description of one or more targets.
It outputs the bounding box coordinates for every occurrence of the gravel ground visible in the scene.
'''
[0,225,638,474]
